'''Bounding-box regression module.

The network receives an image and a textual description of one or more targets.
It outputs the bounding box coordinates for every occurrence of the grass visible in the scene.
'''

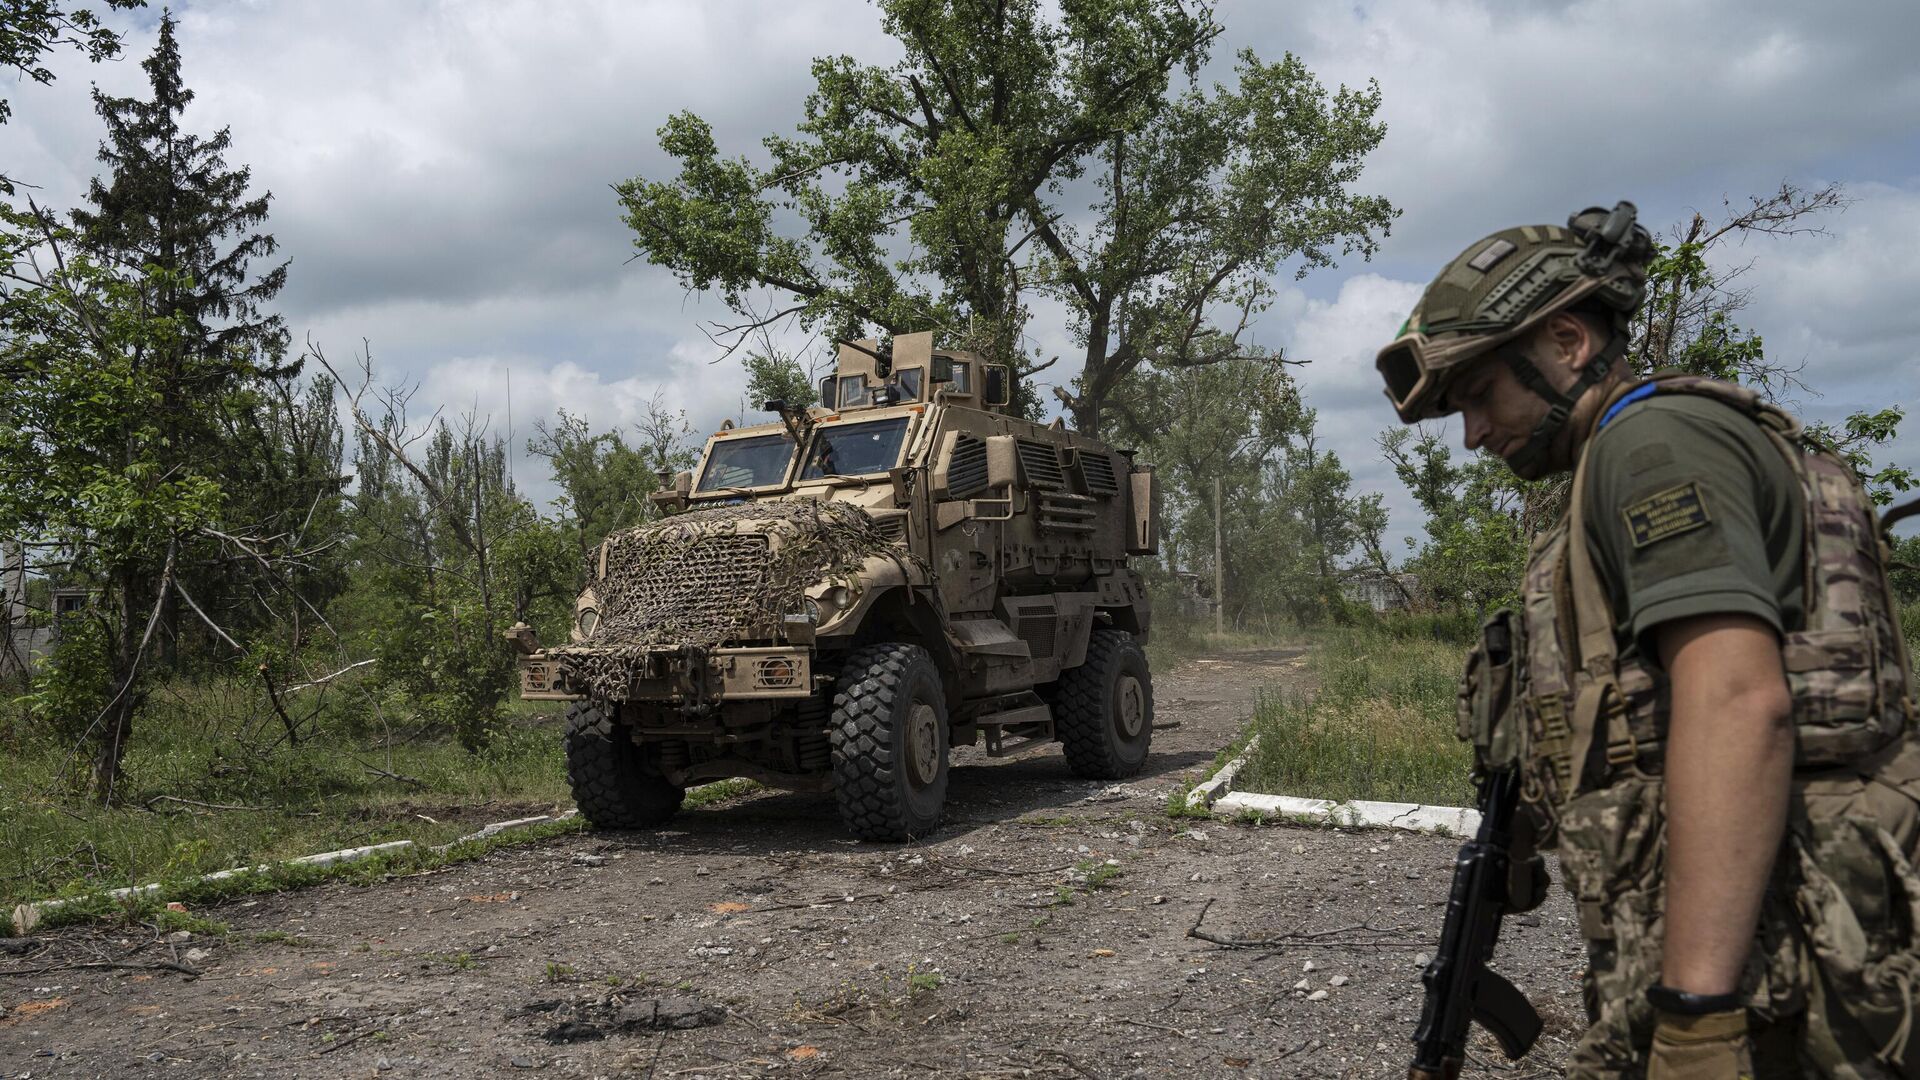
[0,678,580,912]
[1231,621,1476,808]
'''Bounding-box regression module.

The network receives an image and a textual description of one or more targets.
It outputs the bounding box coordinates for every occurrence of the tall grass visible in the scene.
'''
[1235,622,1475,807]
[0,675,572,909]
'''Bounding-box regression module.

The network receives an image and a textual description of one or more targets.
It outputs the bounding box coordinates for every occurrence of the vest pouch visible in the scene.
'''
[1553,775,1666,1070]
[1783,625,1890,765]
[1789,814,1920,1069]
[1458,607,1523,771]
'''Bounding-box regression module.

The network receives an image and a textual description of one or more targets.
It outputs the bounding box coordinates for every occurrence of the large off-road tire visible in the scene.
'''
[1055,628,1153,779]
[564,700,684,829]
[830,644,949,842]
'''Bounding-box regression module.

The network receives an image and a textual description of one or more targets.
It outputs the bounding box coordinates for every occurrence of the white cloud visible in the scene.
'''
[4,0,1916,539]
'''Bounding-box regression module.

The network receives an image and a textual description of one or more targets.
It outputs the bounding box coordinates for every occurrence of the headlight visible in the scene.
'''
[801,598,821,623]
[577,608,600,636]
[826,586,850,609]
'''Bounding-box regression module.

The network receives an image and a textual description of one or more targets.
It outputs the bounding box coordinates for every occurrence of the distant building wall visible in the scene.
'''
[1341,572,1421,613]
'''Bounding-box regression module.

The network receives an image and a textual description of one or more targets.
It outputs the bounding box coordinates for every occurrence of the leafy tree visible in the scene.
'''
[742,345,818,412]
[71,10,288,371]
[617,0,1393,435]
[324,351,573,749]
[58,11,308,666]
[0,207,218,798]
[1378,428,1530,615]
[1109,358,1373,625]
[0,0,146,192]
[529,400,695,571]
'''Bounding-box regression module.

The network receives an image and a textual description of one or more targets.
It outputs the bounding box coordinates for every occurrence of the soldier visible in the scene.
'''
[1378,203,1919,1078]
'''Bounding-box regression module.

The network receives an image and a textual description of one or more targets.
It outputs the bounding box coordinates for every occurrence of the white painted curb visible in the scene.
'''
[8,808,590,936]
[1187,735,1260,810]
[4,784,768,938]
[1211,783,1480,837]
[10,840,418,935]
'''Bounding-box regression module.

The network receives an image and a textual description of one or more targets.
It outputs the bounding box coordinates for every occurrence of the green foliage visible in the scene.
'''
[1890,534,1920,603]
[1378,427,1538,614]
[339,412,572,749]
[529,405,693,571]
[742,346,819,412]
[1113,360,1376,626]
[1806,407,1916,507]
[617,0,1393,434]
[1235,623,1474,806]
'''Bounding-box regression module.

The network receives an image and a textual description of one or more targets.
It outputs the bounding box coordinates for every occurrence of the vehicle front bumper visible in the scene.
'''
[517,645,814,704]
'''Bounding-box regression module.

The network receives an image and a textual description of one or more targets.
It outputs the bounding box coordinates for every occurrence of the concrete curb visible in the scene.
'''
[1213,791,1480,835]
[9,809,587,936]
[1186,735,1260,810]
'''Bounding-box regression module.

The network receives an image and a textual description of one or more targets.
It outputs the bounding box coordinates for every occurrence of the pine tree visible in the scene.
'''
[71,9,288,376]
[3,11,305,798]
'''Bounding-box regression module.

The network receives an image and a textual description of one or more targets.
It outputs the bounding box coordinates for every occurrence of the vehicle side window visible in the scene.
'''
[836,375,869,409]
[949,363,970,394]
[893,368,923,400]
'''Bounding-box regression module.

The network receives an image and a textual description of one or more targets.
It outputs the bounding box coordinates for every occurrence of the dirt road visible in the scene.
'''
[1,651,1588,1078]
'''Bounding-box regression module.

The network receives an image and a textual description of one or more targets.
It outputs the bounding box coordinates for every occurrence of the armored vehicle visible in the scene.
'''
[509,332,1159,840]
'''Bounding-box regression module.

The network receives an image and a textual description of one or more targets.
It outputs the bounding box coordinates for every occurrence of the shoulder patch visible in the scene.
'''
[1621,482,1711,547]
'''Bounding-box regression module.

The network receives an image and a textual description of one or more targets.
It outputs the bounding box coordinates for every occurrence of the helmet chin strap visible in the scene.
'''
[1500,330,1627,476]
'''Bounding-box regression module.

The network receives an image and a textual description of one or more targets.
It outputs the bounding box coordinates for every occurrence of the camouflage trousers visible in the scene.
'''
[1555,737,1920,1079]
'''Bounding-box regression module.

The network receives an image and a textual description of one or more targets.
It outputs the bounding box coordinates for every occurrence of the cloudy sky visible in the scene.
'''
[4,0,1916,551]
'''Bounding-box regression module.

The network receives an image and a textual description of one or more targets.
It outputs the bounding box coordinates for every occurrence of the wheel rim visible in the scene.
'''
[906,701,942,787]
[1115,675,1146,740]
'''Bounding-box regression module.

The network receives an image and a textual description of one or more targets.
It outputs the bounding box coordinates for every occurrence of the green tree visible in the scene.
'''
[325,351,573,748]
[63,10,309,664]
[742,344,819,411]
[617,0,1393,435]
[0,0,146,192]
[71,10,288,370]
[529,402,694,571]
[0,207,219,798]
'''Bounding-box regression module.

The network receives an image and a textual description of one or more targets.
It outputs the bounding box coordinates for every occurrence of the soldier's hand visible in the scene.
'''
[1505,854,1550,913]
[1647,1008,1754,1080]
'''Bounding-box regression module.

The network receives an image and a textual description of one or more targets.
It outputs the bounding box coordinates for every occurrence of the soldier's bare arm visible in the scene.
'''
[1654,612,1793,995]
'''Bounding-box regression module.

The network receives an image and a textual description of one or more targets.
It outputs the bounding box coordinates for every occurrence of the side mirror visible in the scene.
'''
[818,375,834,409]
[649,470,694,514]
[982,365,1010,407]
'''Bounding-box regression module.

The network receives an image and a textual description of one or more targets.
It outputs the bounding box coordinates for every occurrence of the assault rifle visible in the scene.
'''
[1408,767,1543,1080]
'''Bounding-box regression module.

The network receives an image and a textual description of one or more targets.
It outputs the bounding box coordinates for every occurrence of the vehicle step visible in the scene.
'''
[976,703,1055,758]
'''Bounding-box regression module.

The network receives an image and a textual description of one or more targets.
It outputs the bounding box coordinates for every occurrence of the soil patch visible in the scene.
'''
[0,649,1587,1077]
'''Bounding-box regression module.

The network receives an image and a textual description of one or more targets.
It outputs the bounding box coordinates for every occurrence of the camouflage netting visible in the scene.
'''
[552,500,921,700]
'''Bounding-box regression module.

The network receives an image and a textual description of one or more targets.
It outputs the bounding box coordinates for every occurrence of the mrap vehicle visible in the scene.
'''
[508,331,1159,840]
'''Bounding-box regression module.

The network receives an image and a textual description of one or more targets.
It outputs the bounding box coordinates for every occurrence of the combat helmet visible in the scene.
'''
[1376,202,1653,470]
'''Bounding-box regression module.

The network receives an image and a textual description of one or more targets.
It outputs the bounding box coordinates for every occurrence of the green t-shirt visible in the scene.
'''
[1579,393,1804,659]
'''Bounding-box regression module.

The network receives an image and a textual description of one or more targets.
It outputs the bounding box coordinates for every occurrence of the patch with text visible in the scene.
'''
[1621,481,1711,548]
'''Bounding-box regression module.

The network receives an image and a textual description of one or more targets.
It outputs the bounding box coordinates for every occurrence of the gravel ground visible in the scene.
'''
[0,649,1589,1079]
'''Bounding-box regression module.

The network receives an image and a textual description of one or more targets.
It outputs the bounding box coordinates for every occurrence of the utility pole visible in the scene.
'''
[1213,477,1225,636]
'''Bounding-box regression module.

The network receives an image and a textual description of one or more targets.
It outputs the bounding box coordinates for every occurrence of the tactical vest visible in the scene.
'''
[1458,374,1920,1071]
[1463,373,1916,842]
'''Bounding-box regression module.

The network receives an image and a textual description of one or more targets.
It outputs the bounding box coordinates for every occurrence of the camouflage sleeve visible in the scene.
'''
[1581,398,1789,657]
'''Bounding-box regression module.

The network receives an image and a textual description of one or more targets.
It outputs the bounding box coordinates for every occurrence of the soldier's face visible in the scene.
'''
[1448,353,1552,465]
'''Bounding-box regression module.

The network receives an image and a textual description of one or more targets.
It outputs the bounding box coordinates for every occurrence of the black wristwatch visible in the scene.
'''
[1646,983,1743,1015]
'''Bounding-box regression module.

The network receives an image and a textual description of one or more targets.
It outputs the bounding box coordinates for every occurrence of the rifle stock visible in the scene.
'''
[1408,768,1543,1078]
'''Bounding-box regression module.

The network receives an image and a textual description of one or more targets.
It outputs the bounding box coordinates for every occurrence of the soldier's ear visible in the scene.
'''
[1548,312,1597,373]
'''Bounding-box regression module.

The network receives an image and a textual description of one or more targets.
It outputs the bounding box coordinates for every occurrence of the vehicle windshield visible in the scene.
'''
[695,432,795,492]
[800,417,911,480]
